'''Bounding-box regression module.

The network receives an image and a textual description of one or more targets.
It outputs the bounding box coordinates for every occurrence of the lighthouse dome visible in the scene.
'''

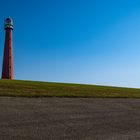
[4,17,13,30]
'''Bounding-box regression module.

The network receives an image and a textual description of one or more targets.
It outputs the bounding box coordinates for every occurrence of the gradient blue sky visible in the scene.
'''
[0,0,140,87]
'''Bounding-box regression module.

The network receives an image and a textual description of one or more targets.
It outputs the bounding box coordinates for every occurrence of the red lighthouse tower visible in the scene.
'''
[1,18,14,79]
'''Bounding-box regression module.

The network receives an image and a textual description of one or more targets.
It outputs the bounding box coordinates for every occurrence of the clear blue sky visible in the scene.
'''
[0,0,140,87]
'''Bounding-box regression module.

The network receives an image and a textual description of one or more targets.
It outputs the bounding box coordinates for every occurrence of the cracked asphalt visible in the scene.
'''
[0,97,140,140]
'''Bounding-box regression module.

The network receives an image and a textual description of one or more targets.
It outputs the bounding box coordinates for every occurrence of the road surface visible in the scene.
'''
[0,97,140,140]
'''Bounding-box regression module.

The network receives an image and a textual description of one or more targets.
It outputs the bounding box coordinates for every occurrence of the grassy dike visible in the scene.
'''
[0,79,140,98]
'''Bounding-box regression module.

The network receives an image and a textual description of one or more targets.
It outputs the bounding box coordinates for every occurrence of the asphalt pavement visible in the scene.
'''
[0,97,140,140]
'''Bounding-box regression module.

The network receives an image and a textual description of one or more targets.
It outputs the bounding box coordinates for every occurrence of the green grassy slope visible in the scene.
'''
[0,80,140,97]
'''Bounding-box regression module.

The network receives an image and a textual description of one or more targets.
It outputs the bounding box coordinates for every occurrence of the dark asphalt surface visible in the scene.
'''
[0,98,140,140]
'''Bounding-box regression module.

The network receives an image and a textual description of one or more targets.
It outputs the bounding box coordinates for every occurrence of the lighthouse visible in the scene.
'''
[1,18,14,79]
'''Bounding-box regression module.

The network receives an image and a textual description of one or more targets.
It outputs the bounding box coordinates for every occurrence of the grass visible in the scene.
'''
[0,79,140,98]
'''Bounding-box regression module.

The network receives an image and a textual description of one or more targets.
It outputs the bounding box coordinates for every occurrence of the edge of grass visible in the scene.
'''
[0,79,140,98]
